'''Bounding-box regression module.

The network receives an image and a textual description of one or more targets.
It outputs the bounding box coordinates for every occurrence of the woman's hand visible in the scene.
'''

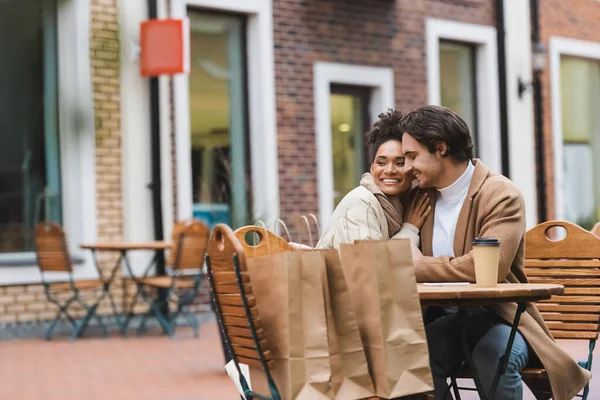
[404,193,432,229]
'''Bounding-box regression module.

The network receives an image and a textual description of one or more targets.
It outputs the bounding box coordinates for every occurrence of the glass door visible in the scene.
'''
[187,11,250,229]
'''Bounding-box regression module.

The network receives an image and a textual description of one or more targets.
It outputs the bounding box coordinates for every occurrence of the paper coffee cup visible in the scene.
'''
[472,238,500,287]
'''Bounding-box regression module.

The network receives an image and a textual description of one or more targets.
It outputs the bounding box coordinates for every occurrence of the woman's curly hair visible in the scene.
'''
[366,109,404,162]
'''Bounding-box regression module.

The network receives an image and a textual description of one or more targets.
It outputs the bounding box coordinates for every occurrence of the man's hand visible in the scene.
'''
[410,243,423,263]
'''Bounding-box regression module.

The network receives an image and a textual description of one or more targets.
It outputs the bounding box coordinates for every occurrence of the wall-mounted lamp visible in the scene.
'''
[518,42,547,98]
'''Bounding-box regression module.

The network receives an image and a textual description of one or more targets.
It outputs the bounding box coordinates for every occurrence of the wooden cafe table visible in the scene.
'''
[420,282,563,400]
[80,241,172,334]
[365,282,564,400]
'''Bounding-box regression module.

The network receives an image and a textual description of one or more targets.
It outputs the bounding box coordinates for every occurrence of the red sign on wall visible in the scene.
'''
[140,19,190,77]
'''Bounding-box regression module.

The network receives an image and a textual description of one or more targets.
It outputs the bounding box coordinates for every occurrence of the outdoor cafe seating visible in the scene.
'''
[207,220,598,400]
[450,220,600,400]
[34,218,211,340]
[32,216,600,399]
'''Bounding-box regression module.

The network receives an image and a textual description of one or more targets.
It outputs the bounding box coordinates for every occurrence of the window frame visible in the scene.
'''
[313,63,395,228]
[426,18,501,173]
[438,39,480,154]
[0,0,97,285]
[330,83,371,186]
[550,37,600,220]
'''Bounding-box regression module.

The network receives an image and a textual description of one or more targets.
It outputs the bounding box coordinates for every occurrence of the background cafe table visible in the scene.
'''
[80,241,172,334]
[417,282,564,400]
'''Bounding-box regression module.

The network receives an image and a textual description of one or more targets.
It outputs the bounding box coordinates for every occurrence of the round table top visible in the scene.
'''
[418,282,564,306]
[80,241,172,251]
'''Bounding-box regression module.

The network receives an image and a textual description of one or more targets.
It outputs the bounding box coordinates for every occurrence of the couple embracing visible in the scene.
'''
[316,106,591,400]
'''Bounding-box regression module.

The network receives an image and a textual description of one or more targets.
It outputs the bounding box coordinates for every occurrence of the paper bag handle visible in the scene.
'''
[300,215,314,248]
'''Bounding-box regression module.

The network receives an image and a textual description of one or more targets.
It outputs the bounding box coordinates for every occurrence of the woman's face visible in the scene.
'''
[370,140,413,196]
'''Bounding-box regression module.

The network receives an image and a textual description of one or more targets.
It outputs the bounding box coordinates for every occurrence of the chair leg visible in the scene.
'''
[45,310,64,341]
[582,383,590,400]
[150,302,174,337]
[45,296,77,340]
[72,304,99,341]
[451,377,462,400]
[94,315,109,338]
[182,310,200,337]
[137,312,150,337]
[137,285,175,338]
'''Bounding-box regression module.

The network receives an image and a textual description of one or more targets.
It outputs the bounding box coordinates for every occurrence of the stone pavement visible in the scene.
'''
[0,320,598,399]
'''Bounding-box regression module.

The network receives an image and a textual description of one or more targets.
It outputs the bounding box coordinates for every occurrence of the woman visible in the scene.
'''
[317,109,431,249]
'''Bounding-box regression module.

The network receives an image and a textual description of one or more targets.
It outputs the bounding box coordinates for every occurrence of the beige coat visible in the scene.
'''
[316,186,419,249]
[416,159,591,400]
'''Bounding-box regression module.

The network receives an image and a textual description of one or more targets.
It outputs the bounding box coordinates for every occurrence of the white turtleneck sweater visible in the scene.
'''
[432,160,475,258]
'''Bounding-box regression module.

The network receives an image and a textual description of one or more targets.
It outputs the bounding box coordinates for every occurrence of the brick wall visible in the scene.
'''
[273,0,495,238]
[0,0,126,324]
[538,0,600,219]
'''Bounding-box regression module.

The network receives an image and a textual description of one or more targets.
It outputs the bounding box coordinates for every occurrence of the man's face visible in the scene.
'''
[402,133,445,189]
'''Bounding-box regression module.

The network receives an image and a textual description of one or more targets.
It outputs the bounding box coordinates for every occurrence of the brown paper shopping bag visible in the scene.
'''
[339,239,433,398]
[246,250,335,399]
[321,249,376,399]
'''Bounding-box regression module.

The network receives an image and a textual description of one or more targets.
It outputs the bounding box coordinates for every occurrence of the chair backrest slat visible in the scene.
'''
[35,222,73,272]
[169,219,210,271]
[525,220,600,341]
[206,224,275,370]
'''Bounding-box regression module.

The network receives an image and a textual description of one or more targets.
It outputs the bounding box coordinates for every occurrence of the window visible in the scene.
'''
[439,41,478,152]
[0,0,60,253]
[187,11,251,229]
[560,56,600,229]
[330,85,370,206]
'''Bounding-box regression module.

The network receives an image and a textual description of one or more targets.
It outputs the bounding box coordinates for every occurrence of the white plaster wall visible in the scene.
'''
[503,0,538,228]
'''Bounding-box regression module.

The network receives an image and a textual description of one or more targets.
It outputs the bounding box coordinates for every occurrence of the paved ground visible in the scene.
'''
[0,322,239,400]
[0,320,598,399]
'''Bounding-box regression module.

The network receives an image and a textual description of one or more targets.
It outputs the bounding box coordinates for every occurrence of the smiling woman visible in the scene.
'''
[316,109,432,250]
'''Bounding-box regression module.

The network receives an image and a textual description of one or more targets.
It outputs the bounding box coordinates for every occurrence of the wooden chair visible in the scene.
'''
[450,220,600,399]
[131,219,210,337]
[206,224,281,400]
[234,225,293,258]
[523,220,600,399]
[35,222,111,340]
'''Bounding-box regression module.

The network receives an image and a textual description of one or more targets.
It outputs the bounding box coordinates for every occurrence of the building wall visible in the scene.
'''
[0,0,123,323]
[538,0,600,219]
[273,0,495,237]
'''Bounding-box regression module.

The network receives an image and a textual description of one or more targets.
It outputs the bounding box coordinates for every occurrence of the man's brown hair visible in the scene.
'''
[400,105,474,162]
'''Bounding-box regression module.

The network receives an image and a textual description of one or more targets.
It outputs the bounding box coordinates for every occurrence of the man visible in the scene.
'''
[401,105,590,400]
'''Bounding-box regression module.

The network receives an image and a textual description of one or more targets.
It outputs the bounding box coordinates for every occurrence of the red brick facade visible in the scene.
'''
[538,0,600,219]
[273,0,496,236]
